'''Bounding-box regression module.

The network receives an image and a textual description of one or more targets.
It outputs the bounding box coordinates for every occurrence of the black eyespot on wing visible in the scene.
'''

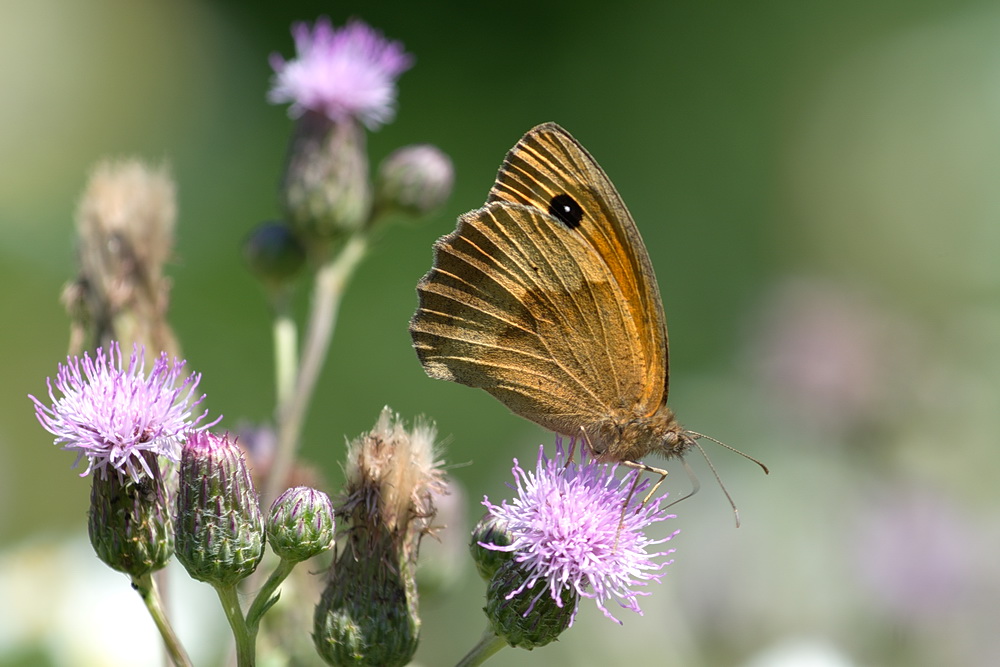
[548,193,584,229]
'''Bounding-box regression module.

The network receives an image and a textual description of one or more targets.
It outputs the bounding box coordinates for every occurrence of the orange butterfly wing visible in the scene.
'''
[487,122,669,410]
[410,123,669,440]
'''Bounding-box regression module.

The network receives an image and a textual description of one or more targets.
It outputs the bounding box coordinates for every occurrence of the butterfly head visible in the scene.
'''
[662,427,700,459]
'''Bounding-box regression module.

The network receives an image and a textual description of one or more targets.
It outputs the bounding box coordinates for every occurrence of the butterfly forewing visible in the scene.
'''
[412,123,672,439]
[486,123,669,412]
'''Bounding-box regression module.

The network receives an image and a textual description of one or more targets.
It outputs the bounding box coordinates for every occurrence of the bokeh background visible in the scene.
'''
[2,1,998,665]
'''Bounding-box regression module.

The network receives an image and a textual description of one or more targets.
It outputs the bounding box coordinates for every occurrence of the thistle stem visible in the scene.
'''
[246,558,297,633]
[266,231,369,506]
[215,583,255,667]
[272,295,298,413]
[132,573,193,667]
[454,626,507,667]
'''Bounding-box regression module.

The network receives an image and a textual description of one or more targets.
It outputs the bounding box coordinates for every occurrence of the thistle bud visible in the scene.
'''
[88,452,173,577]
[313,539,419,667]
[485,559,577,650]
[267,486,335,563]
[373,144,453,219]
[281,113,370,255]
[243,221,306,294]
[174,432,265,586]
[470,513,514,582]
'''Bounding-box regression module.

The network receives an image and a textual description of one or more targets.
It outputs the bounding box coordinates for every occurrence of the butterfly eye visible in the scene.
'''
[548,193,584,229]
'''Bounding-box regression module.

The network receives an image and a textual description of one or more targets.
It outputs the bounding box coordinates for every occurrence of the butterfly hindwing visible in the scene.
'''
[413,192,656,434]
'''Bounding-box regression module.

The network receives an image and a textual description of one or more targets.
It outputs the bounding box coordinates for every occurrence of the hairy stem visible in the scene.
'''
[132,573,193,667]
[215,583,255,667]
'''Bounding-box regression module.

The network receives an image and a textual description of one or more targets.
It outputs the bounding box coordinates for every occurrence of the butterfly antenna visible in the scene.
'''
[688,439,743,527]
[687,431,769,475]
[661,457,700,510]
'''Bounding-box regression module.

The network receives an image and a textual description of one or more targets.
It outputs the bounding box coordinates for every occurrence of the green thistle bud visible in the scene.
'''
[485,559,577,650]
[267,486,335,563]
[243,221,306,293]
[281,113,370,255]
[470,513,514,582]
[88,451,173,577]
[373,144,453,219]
[313,535,419,667]
[174,432,265,586]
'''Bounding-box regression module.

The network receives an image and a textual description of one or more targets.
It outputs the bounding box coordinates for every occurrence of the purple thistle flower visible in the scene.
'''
[30,342,214,482]
[268,17,414,129]
[482,439,678,625]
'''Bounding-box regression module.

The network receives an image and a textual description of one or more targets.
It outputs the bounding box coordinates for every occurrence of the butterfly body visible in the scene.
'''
[588,406,696,464]
[411,123,697,467]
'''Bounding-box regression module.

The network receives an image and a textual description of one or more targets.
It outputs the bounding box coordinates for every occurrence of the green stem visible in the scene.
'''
[215,583,255,667]
[245,558,297,633]
[455,626,507,667]
[132,573,193,667]
[272,298,298,414]
[265,231,370,507]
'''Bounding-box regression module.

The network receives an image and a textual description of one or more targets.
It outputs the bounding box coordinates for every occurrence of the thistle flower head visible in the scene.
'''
[242,220,307,294]
[486,558,577,649]
[30,342,213,482]
[482,439,678,625]
[269,17,413,129]
[470,513,514,582]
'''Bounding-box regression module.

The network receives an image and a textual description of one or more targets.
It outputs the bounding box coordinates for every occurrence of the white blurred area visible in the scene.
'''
[741,639,856,667]
[0,536,223,666]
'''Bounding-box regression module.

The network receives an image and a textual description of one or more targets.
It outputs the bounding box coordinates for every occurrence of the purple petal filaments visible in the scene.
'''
[482,439,679,625]
[268,17,413,129]
[30,342,215,481]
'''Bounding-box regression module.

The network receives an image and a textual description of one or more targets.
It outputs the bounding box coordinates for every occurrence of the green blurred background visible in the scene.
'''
[3,1,998,665]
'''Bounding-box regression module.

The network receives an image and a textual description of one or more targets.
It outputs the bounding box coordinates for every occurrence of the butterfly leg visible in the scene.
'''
[621,459,669,508]
[610,461,668,551]
[564,432,583,466]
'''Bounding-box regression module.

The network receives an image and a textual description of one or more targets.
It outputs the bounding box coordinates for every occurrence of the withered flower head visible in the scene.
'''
[66,159,179,355]
[339,406,444,560]
[313,408,446,667]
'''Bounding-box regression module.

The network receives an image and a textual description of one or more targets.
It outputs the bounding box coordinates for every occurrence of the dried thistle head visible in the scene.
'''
[314,407,445,666]
[65,158,179,357]
[339,406,445,563]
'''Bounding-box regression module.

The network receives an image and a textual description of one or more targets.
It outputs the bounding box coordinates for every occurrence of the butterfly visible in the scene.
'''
[409,123,759,506]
